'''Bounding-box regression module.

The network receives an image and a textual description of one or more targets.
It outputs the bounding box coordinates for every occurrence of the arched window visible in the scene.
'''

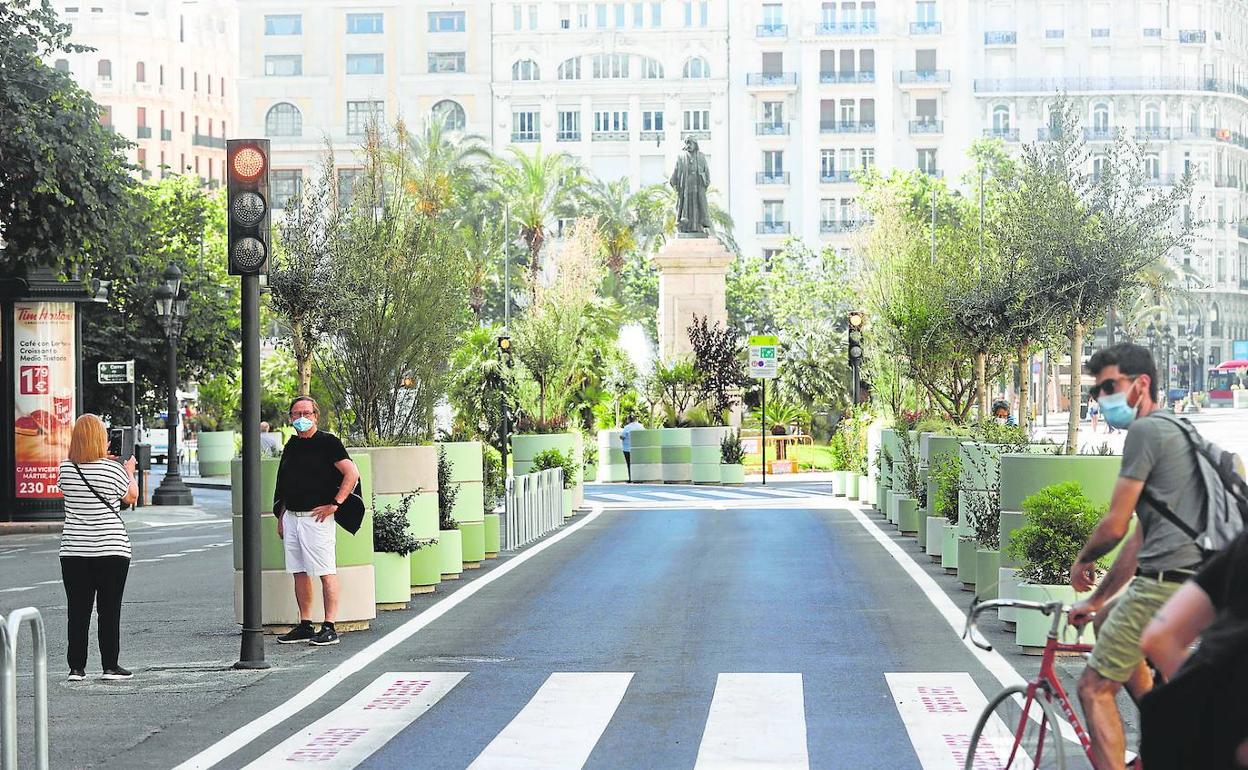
[1143,103,1161,130]
[557,57,581,80]
[136,61,146,82]
[683,56,710,79]
[265,102,302,137]
[641,56,664,79]
[54,59,69,72]
[992,104,1010,132]
[512,58,540,81]
[431,99,465,131]
[1092,102,1110,132]
[592,53,629,78]
[97,59,112,79]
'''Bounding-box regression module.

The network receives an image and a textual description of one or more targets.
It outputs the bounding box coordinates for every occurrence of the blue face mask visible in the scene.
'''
[1099,392,1138,429]
[292,416,314,432]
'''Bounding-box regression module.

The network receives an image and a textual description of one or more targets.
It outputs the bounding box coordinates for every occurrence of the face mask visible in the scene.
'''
[1099,391,1137,429]
[292,417,314,432]
[995,416,1008,425]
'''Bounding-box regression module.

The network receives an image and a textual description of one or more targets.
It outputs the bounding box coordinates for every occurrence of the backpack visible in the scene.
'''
[1138,412,1248,557]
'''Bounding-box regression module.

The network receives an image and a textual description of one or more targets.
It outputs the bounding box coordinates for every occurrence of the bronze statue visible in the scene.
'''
[671,137,710,235]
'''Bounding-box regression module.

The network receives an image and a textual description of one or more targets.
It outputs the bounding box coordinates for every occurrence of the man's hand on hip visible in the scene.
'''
[276,513,284,539]
[311,504,337,522]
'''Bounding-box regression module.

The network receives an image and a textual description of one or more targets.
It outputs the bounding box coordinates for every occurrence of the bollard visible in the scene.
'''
[1,607,49,770]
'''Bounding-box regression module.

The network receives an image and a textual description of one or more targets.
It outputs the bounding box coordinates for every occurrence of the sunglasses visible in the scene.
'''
[1091,376,1137,399]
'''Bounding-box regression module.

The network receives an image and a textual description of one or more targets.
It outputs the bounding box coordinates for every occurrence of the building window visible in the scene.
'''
[558,110,581,140]
[683,56,709,78]
[1143,154,1161,180]
[992,104,1010,132]
[762,200,784,224]
[820,149,836,177]
[512,59,540,80]
[347,100,384,135]
[432,100,466,131]
[428,11,466,32]
[762,3,783,29]
[594,110,629,133]
[1143,102,1161,129]
[265,55,303,76]
[558,57,582,80]
[346,13,383,34]
[762,101,784,126]
[615,2,626,26]
[651,1,662,25]
[642,109,664,131]
[514,4,524,30]
[1092,102,1110,132]
[513,110,540,141]
[915,1,936,23]
[135,61,146,82]
[271,169,302,209]
[264,102,302,137]
[860,147,875,169]
[578,3,590,27]
[264,14,301,35]
[529,4,539,29]
[684,109,710,131]
[337,168,363,208]
[428,52,466,73]
[592,53,629,78]
[633,2,644,26]
[917,148,937,174]
[97,59,112,79]
[762,149,784,176]
[641,57,664,79]
[346,54,384,75]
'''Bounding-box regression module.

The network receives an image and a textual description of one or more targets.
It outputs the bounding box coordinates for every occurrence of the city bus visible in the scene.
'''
[1207,360,1248,406]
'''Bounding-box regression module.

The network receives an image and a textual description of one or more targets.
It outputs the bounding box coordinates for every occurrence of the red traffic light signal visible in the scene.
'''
[226,139,271,275]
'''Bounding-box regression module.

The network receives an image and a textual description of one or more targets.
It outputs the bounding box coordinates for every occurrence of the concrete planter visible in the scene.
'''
[460,521,485,566]
[941,525,959,572]
[999,454,1122,513]
[596,430,628,483]
[957,537,979,589]
[831,472,846,496]
[897,496,919,534]
[660,428,693,483]
[925,517,944,560]
[511,433,576,477]
[198,430,237,476]
[1015,583,1092,652]
[691,427,730,485]
[998,567,1022,623]
[409,545,441,593]
[886,490,900,524]
[437,441,485,569]
[438,529,463,580]
[998,511,1027,569]
[628,430,663,483]
[976,549,1001,600]
[692,463,722,484]
[562,489,574,519]
[720,463,745,485]
[583,464,597,482]
[850,474,863,501]
[373,551,411,607]
[483,513,500,558]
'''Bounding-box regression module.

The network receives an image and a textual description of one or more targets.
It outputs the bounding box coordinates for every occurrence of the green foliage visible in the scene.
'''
[779,328,848,412]
[968,419,1030,446]
[930,453,962,525]
[648,358,701,426]
[196,371,240,432]
[747,390,810,433]
[437,446,460,530]
[261,349,299,425]
[1008,482,1107,585]
[896,430,927,508]
[447,324,512,455]
[720,432,745,465]
[582,441,598,467]
[491,147,582,302]
[532,448,577,489]
[482,443,504,513]
[1080,441,1118,456]
[959,431,1029,548]
[687,315,747,423]
[373,494,427,555]
[831,408,872,476]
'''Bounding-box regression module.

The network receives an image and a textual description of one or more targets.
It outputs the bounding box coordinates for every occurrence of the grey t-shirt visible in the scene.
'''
[1119,414,1206,571]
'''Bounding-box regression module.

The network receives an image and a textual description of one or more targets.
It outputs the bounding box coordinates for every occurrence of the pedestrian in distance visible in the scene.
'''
[1067,343,1213,770]
[620,413,644,482]
[1088,395,1101,434]
[991,400,1015,426]
[57,414,139,682]
[272,396,361,646]
[259,420,282,457]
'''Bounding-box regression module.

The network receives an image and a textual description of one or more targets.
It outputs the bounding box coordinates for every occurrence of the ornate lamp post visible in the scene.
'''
[151,262,194,505]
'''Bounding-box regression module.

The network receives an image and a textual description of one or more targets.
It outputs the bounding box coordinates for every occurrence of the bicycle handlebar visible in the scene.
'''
[962,597,1069,652]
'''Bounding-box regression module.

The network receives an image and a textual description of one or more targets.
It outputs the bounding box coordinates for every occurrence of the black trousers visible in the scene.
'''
[1140,657,1248,769]
[60,556,130,671]
[623,450,631,481]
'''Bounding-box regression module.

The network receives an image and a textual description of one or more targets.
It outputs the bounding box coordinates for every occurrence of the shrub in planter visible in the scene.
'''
[930,453,961,527]
[437,447,460,531]
[1007,482,1106,586]
[896,429,927,510]
[532,448,577,490]
[373,495,430,605]
[720,431,745,465]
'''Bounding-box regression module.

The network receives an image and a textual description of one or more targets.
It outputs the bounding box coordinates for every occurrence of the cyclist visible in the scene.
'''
[1067,343,1208,770]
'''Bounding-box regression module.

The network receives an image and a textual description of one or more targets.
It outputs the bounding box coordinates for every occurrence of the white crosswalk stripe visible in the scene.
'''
[694,673,809,769]
[887,672,1023,770]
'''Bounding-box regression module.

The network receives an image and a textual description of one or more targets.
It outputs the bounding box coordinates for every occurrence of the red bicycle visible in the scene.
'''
[962,597,1141,770]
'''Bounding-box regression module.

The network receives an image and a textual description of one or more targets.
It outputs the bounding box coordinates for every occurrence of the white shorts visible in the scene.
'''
[283,513,337,577]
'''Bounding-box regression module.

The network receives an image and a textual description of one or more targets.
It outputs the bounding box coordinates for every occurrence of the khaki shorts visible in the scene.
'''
[1087,576,1180,683]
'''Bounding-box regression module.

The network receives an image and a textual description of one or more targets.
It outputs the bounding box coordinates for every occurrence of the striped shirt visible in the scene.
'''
[57,459,132,558]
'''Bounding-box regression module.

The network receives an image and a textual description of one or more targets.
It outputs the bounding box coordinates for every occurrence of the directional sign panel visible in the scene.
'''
[97,360,134,385]
[748,334,779,379]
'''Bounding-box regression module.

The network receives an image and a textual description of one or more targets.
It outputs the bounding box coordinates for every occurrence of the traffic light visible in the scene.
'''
[847,311,865,366]
[226,139,271,275]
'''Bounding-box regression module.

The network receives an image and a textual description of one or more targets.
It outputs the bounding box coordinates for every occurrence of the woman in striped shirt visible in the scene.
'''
[57,414,138,681]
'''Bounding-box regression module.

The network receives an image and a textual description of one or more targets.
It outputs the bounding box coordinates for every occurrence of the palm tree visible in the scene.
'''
[578,177,668,276]
[394,119,490,216]
[491,147,582,301]
[654,185,740,255]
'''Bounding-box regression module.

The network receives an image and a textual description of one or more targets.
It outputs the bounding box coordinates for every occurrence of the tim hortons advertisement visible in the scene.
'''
[13,302,76,498]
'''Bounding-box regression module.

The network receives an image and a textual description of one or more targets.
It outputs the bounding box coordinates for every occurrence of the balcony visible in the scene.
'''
[1135,126,1171,140]
[191,133,225,148]
[982,128,1020,141]
[820,220,859,233]
[1215,175,1240,189]
[136,126,152,139]
[681,129,711,141]
[511,131,540,143]
[756,122,790,136]
[1045,29,1065,40]
[820,120,875,134]
[756,221,790,235]
[1180,29,1207,43]
[909,119,944,134]
[746,72,798,87]
[820,170,855,183]
[910,21,942,34]
[920,168,943,178]
[973,76,1248,102]
[984,31,1017,45]
[640,130,664,142]
[556,130,581,142]
[1091,27,1110,39]
[819,71,876,84]
[899,69,951,85]
[755,172,790,185]
[160,128,172,141]
[756,24,787,37]
[592,131,629,142]
[1144,173,1177,186]
[1143,27,1162,38]
[815,21,878,35]
[1239,223,1248,240]
[1083,127,1118,141]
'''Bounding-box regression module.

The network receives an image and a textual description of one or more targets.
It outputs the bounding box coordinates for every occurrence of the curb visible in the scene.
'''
[185,480,231,491]
[0,521,63,535]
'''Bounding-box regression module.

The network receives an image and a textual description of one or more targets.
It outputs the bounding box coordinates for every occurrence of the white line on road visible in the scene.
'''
[468,672,633,770]
[0,586,34,593]
[35,580,60,585]
[887,672,1019,770]
[694,673,809,770]
[173,504,605,770]
[241,672,467,769]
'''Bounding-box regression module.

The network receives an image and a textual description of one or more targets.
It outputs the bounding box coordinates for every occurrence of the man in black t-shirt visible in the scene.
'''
[272,396,360,647]
[1139,531,1248,768]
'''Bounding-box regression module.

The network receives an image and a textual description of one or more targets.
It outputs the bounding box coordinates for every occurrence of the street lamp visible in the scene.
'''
[151,262,194,506]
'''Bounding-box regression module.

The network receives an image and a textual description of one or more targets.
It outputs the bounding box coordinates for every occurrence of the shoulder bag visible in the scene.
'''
[71,461,127,520]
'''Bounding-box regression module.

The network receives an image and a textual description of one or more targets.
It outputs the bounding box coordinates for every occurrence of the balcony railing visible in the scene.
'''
[820,220,859,233]
[136,126,152,139]
[820,170,855,183]
[756,24,787,37]
[681,129,711,141]
[1239,223,1248,240]
[191,133,225,148]
[1144,173,1176,186]
[820,120,875,134]
[899,69,951,84]
[1135,126,1171,140]
[1091,28,1110,38]
[1143,27,1162,38]
[640,130,664,142]
[755,172,790,184]
[756,221,790,235]
[910,21,941,34]
[756,122,791,136]
[1180,29,1207,43]
[1083,127,1118,141]
[1045,29,1064,39]
[920,168,943,178]
[557,130,581,142]
[909,119,944,134]
[746,72,798,86]
[160,128,172,141]
[974,76,1248,102]
[984,31,1017,45]
[1215,175,1240,188]
[592,131,629,142]
[819,71,876,84]
[982,128,1020,141]
[511,131,540,142]
[815,21,878,35]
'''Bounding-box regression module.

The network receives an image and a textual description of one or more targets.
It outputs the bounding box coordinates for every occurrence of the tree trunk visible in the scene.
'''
[291,322,313,396]
[1017,343,1030,434]
[975,352,987,421]
[1066,322,1083,454]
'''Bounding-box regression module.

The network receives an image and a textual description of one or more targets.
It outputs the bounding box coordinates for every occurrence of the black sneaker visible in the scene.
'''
[309,626,339,646]
[101,667,133,680]
[277,622,316,644]
[67,669,85,682]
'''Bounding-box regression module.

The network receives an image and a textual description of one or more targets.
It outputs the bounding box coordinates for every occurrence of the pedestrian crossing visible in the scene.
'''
[586,483,835,508]
[245,670,1018,769]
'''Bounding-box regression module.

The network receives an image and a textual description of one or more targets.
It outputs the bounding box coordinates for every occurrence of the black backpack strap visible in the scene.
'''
[71,461,123,520]
[1138,486,1201,540]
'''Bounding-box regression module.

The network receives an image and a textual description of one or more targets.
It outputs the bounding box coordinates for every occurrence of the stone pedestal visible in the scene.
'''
[652,235,734,361]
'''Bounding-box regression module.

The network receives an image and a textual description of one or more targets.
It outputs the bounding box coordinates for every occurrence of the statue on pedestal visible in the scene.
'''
[670,137,710,236]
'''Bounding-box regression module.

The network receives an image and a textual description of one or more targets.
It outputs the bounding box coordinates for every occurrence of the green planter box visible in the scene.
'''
[562,489,574,519]
[373,551,410,605]
[941,525,959,571]
[437,441,484,483]
[720,464,745,485]
[999,454,1122,511]
[483,513,500,556]
[956,537,979,589]
[831,472,846,496]
[410,544,441,589]
[450,483,485,525]
[925,517,944,559]
[897,496,919,534]
[660,428,693,483]
[438,529,463,578]
[848,474,862,500]
[197,430,237,477]
[692,464,721,484]
[583,464,597,482]
[998,511,1027,568]
[511,433,576,477]
[998,567,1022,623]
[597,431,629,483]
[1015,583,1092,651]
[460,520,485,563]
[976,549,1001,600]
[629,430,663,483]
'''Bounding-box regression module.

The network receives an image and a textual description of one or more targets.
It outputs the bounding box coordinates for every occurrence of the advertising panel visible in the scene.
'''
[13,302,76,498]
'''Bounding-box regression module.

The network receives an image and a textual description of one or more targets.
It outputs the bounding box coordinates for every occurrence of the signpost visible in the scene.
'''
[97,360,137,443]
[748,335,779,485]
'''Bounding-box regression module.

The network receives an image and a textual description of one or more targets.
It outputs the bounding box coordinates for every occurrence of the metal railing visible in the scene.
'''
[1,608,49,770]
[984,30,1017,44]
[815,21,878,35]
[819,71,875,84]
[504,468,564,551]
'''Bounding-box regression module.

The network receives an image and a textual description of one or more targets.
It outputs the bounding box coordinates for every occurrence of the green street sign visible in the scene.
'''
[747,334,779,379]
[97,360,134,385]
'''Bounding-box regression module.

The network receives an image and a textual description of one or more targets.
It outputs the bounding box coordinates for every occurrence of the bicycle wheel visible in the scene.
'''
[965,684,1067,770]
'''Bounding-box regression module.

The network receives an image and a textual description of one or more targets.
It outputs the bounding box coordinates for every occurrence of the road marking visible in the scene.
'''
[468,672,633,770]
[0,586,34,593]
[241,672,466,769]
[694,673,809,770]
[35,580,60,585]
[590,493,637,502]
[173,504,605,770]
[887,672,1023,770]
